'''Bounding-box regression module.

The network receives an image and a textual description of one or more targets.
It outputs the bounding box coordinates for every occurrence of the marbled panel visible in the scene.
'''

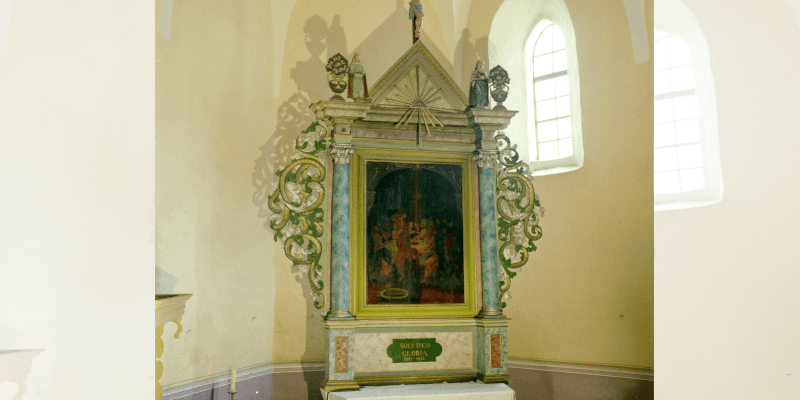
[335,337,349,373]
[481,327,507,375]
[490,334,502,368]
[330,163,351,313]
[328,329,355,380]
[478,168,500,310]
[354,331,473,372]
[476,329,486,374]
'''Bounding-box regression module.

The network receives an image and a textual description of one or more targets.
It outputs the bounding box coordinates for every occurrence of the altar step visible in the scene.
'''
[324,382,514,400]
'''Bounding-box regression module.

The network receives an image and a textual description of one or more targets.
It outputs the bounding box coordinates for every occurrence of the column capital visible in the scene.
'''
[473,150,498,169]
[331,144,354,164]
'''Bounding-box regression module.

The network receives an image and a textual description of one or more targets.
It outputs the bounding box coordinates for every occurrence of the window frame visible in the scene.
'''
[488,0,584,177]
[524,19,583,175]
[654,0,723,211]
[529,23,574,164]
[654,32,705,195]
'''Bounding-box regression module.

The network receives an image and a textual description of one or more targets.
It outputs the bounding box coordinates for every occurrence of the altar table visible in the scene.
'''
[326,382,515,400]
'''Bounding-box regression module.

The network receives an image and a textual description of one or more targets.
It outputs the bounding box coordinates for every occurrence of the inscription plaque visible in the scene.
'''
[386,338,443,363]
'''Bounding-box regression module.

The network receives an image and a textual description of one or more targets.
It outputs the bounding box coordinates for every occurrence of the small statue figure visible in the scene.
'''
[469,60,490,109]
[409,0,423,43]
[347,52,369,102]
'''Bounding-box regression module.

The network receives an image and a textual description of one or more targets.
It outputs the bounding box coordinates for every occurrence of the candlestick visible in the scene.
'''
[227,390,237,400]
[230,369,236,391]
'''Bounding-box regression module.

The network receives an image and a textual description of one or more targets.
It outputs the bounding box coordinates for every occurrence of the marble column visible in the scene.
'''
[328,144,355,320]
[473,150,503,318]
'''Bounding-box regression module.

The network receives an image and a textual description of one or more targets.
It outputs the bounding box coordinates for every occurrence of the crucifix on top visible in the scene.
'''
[409,0,423,43]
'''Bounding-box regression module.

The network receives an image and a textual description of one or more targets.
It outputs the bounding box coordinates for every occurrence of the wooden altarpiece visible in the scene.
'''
[268,41,543,393]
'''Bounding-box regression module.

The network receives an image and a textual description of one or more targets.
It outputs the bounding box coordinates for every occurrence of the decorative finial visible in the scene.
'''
[326,53,350,101]
[489,65,510,110]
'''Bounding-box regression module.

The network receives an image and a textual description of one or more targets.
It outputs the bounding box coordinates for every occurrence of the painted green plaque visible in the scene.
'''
[386,338,443,363]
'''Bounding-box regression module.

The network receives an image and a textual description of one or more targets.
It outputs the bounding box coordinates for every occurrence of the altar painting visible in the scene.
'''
[365,162,464,305]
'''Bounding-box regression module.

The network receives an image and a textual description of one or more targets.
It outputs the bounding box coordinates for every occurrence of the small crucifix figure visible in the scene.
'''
[409,0,423,43]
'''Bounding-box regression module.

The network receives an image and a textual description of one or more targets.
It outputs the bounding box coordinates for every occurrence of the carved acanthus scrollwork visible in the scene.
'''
[473,150,498,169]
[268,122,329,313]
[495,132,544,308]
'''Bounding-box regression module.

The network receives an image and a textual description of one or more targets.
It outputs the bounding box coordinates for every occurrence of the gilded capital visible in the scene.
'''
[473,150,498,169]
[331,144,354,164]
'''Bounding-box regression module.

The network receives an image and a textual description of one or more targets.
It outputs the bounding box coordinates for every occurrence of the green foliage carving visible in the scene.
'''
[268,122,329,312]
[495,133,544,309]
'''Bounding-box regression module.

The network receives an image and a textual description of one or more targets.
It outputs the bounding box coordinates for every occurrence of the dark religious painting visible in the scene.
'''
[365,161,464,305]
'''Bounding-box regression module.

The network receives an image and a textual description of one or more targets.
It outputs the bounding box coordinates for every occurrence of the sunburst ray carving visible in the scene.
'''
[376,63,462,148]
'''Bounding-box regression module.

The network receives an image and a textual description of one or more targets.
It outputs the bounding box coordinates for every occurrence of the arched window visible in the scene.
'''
[530,23,573,162]
[654,32,703,193]
[488,0,583,176]
[654,0,722,211]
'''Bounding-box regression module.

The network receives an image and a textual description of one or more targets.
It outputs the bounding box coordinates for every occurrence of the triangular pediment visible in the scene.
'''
[369,41,468,112]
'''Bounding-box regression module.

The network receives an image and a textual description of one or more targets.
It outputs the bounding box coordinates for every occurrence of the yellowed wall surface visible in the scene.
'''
[1,1,155,398]
[155,0,280,387]
[271,0,453,365]
[156,0,455,386]
[501,0,654,369]
[654,0,800,398]
[156,0,654,387]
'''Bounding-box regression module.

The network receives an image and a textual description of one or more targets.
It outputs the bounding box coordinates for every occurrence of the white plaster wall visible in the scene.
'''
[786,0,800,31]
[0,1,154,399]
[655,0,800,398]
[654,0,723,210]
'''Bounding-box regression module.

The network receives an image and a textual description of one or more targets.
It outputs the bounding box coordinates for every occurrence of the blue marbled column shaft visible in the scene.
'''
[479,168,500,311]
[330,163,351,314]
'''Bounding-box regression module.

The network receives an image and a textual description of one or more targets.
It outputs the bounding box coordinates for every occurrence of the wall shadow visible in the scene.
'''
[456,28,488,91]
[252,13,349,400]
[348,0,456,82]
[348,0,408,80]
[252,6,463,398]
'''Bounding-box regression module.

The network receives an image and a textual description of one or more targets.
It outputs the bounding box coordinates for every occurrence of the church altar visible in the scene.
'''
[268,16,543,394]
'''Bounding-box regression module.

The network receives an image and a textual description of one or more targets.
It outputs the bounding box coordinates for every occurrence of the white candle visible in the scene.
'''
[230,369,236,391]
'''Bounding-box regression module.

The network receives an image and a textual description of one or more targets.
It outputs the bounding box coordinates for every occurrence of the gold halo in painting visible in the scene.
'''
[379,288,409,300]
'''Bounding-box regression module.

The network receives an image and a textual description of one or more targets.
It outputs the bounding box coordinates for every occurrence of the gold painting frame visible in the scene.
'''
[350,147,479,318]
